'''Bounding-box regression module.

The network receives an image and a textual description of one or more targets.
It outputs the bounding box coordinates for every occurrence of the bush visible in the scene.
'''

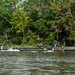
[11,37,22,45]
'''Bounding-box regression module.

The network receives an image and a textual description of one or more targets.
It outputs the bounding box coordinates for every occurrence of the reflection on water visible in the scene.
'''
[0,51,75,75]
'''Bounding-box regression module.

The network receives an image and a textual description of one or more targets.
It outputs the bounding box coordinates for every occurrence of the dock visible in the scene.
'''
[0,46,49,51]
[52,47,75,51]
[0,46,75,51]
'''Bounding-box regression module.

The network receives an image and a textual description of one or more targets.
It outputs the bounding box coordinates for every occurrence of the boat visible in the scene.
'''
[1,48,20,52]
[1,45,73,52]
[0,45,52,52]
[0,46,20,52]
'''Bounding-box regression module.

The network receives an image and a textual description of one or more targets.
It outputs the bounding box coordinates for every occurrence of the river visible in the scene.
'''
[0,51,75,75]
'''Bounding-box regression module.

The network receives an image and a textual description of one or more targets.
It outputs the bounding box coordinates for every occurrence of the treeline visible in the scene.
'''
[0,0,75,46]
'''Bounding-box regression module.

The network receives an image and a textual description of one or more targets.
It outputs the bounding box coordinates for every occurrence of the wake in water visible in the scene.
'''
[43,48,55,53]
[1,46,20,52]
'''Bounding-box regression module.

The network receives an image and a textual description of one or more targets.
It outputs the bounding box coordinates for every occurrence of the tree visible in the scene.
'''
[10,7,29,40]
[51,2,75,45]
[0,0,20,34]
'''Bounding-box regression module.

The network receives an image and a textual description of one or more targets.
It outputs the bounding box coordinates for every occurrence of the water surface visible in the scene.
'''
[0,51,75,75]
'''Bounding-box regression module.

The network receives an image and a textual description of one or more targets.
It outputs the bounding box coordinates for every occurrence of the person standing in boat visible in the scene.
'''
[2,33,9,47]
[1,33,10,49]
[53,40,58,47]
[5,33,8,43]
[4,33,10,47]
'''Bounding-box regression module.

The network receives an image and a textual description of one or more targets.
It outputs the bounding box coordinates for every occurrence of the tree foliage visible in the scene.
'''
[10,8,28,33]
[0,0,75,46]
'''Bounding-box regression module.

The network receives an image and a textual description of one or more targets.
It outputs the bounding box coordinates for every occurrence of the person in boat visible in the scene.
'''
[2,41,7,46]
[5,33,8,43]
[53,40,57,47]
[2,33,10,48]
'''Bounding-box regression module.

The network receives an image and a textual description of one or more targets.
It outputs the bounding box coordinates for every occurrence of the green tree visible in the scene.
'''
[10,7,29,40]
[0,0,20,34]
[51,2,75,45]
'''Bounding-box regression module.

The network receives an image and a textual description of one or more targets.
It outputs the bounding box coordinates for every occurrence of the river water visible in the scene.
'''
[0,50,75,75]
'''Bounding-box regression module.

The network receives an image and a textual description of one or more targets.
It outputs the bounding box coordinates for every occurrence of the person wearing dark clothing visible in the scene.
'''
[5,33,8,43]
[1,33,10,49]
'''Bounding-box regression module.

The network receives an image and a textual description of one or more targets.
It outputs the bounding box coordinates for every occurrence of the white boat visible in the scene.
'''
[1,47,20,52]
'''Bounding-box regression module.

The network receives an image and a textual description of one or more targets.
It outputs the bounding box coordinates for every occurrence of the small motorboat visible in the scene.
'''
[1,47,20,52]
